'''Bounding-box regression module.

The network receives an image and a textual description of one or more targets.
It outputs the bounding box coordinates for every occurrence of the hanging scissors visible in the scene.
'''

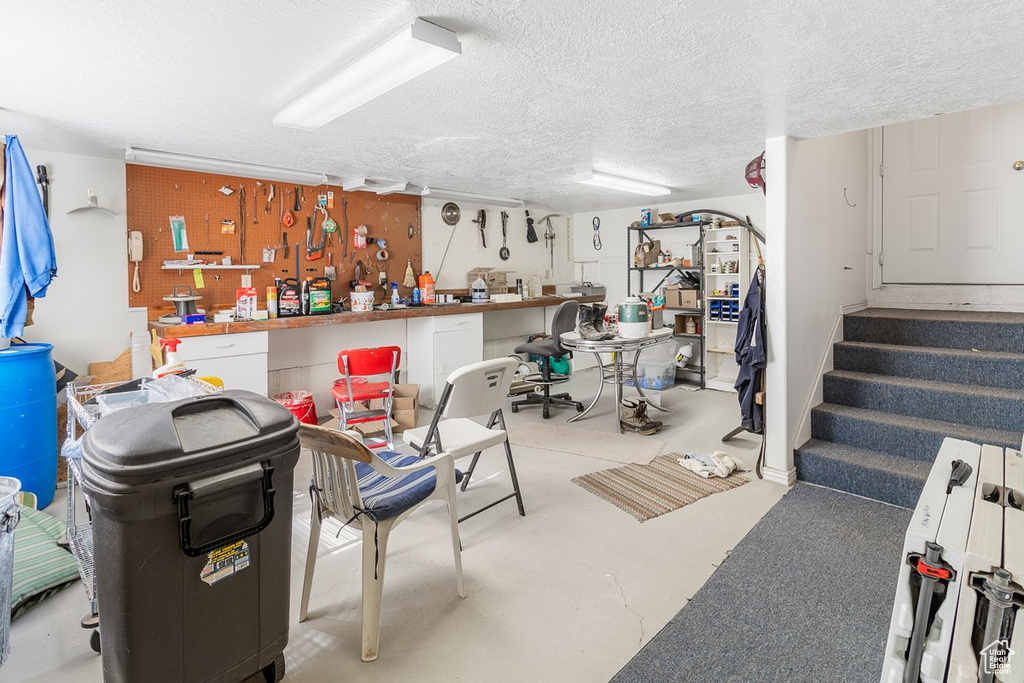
[592,216,603,250]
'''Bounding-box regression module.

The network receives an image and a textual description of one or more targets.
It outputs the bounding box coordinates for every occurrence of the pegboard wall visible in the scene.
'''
[126,165,422,314]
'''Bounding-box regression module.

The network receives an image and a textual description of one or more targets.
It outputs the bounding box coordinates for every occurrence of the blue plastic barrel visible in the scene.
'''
[0,343,56,508]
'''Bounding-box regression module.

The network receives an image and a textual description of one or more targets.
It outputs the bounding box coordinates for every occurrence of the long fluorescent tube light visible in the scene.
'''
[575,170,671,196]
[274,18,461,130]
[421,187,524,209]
[125,147,329,185]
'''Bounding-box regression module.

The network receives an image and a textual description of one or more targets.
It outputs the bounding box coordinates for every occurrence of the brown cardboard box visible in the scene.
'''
[467,267,510,291]
[330,383,419,433]
[665,286,699,309]
[673,314,700,335]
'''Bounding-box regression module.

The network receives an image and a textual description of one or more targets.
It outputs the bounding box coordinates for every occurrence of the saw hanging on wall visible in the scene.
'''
[472,209,487,248]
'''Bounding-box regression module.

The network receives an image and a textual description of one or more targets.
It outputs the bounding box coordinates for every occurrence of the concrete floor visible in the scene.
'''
[5,370,787,682]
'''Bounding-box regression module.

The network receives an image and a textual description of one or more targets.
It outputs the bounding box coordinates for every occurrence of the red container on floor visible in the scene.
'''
[274,391,318,425]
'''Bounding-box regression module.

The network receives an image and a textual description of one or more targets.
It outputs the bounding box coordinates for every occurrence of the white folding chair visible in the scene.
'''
[402,357,524,522]
[298,423,465,662]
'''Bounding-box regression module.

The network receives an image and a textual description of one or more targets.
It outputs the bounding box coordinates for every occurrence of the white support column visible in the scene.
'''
[762,135,797,487]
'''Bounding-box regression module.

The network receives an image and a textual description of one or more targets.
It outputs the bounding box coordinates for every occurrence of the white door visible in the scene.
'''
[881,102,1024,284]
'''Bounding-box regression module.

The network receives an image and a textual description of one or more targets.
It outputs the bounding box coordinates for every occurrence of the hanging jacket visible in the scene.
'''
[1,136,56,338]
[733,268,765,433]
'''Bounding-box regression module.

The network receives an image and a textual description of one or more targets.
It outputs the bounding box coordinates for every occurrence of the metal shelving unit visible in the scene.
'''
[627,219,707,389]
[63,377,218,653]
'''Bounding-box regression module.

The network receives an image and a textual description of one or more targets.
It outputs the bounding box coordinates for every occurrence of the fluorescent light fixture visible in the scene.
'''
[575,170,671,196]
[125,147,329,185]
[421,187,524,209]
[343,177,410,195]
[274,18,461,130]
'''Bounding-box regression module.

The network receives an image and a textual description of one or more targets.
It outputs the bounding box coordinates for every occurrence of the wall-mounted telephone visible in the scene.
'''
[129,231,143,293]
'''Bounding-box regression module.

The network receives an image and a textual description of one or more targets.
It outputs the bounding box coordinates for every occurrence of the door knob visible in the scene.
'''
[1014,160,1024,171]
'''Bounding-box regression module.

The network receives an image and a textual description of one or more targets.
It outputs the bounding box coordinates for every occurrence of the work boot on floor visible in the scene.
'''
[620,398,662,435]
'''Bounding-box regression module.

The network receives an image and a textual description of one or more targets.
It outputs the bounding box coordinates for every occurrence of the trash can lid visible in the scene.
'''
[82,390,298,487]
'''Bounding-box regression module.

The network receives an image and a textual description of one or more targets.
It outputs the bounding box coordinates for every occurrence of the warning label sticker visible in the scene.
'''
[200,540,250,586]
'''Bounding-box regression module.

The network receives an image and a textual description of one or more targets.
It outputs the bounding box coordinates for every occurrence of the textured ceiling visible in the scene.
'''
[2,0,1023,211]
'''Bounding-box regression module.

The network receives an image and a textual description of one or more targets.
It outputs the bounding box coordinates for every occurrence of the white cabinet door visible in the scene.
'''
[432,327,483,407]
[882,102,1024,284]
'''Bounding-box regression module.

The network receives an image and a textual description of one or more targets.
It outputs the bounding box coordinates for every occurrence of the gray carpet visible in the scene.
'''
[796,308,1024,507]
[612,484,910,683]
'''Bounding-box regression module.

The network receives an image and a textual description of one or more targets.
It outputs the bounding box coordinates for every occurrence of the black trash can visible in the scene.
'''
[81,390,300,683]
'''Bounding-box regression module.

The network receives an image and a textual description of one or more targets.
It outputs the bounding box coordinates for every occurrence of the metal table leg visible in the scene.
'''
[613,351,624,433]
[567,351,607,423]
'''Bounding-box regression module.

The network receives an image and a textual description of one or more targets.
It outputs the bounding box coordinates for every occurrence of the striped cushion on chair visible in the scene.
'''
[354,452,463,521]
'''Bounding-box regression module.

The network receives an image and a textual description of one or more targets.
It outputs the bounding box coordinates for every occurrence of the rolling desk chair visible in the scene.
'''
[512,300,584,419]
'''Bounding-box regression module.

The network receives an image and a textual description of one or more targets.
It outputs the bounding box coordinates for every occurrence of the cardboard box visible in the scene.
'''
[328,383,419,433]
[673,315,700,335]
[665,285,699,309]
[467,267,510,291]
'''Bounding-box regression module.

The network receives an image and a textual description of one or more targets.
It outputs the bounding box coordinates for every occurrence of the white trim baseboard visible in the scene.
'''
[762,465,797,487]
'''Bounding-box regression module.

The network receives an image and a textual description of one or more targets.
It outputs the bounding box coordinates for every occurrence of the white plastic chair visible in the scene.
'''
[402,357,523,522]
[297,423,465,662]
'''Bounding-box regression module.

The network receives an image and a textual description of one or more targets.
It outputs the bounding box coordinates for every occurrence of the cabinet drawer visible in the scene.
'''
[432,313,483,333]
[188,354,268,395]
[177,332,269,362]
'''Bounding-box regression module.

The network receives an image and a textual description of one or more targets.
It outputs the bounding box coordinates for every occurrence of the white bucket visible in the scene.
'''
[350,291,375,312]
[0,476,21,668]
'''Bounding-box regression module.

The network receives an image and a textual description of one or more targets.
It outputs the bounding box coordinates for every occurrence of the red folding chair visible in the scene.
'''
[331,346,401,450]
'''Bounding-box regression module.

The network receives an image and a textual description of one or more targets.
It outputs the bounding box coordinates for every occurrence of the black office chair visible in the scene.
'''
[512,300,584,419]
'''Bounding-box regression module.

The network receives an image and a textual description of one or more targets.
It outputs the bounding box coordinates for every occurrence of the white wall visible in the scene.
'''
[763,131,871,484]
[18,148,147,373]
[420,199,574,291]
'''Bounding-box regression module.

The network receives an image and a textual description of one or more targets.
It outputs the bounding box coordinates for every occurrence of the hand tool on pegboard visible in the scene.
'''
[239,185,247,264]
[282,188,295,228]
[324,252,336,280]
[253,187,259,224]
[266,184,274,214]
[341,196,349,261]
[306,214,323,260]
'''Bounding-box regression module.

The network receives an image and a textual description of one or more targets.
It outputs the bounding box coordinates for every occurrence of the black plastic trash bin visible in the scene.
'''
[81,390,300,683]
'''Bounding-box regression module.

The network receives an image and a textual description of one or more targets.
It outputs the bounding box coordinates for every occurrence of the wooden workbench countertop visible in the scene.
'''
[149,294,605,338]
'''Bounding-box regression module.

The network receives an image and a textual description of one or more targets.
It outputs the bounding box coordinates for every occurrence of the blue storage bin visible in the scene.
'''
[0,344,56,508]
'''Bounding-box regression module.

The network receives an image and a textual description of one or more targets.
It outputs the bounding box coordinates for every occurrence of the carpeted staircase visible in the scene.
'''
[795,308,1024,508]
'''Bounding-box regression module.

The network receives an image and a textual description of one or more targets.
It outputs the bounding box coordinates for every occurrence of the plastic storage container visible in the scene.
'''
[0,477,20,668]
[629,343,680,391]
[0,343,57,508]
[81,391,300,683]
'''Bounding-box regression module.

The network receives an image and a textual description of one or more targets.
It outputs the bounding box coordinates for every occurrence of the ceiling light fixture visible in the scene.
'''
[421,187,524,209]
[125,147,329,185]
[342,177,411,195]
[575,170,671,197]
[274,18,462,130]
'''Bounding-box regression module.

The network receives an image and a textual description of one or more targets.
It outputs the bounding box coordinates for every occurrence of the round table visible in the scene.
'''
[560,327,674,433]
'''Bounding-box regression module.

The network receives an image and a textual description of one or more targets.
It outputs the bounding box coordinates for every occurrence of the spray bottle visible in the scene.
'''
[390,282,400,306]
[153,338,187,379]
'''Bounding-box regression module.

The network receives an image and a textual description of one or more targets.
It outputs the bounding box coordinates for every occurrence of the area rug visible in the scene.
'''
[571,454,747,521]
[508,421,665,464]
[611,484,910,682]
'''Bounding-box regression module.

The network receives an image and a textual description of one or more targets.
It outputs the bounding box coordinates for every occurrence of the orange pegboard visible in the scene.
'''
[126,165,422,315]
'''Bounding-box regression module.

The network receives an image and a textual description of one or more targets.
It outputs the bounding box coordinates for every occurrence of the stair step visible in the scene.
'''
[811,403,1022,461]
[844,308,1024,354]
[794,439,930,509]
[823,370,1024,433]
[834,340,1024,391]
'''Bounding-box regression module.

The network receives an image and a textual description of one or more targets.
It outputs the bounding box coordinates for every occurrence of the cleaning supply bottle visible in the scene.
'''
[390,282,400,306]
[153,338,187,379]
[412,285,421,306]
[418,271,436,304]
[267,285,278,319]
